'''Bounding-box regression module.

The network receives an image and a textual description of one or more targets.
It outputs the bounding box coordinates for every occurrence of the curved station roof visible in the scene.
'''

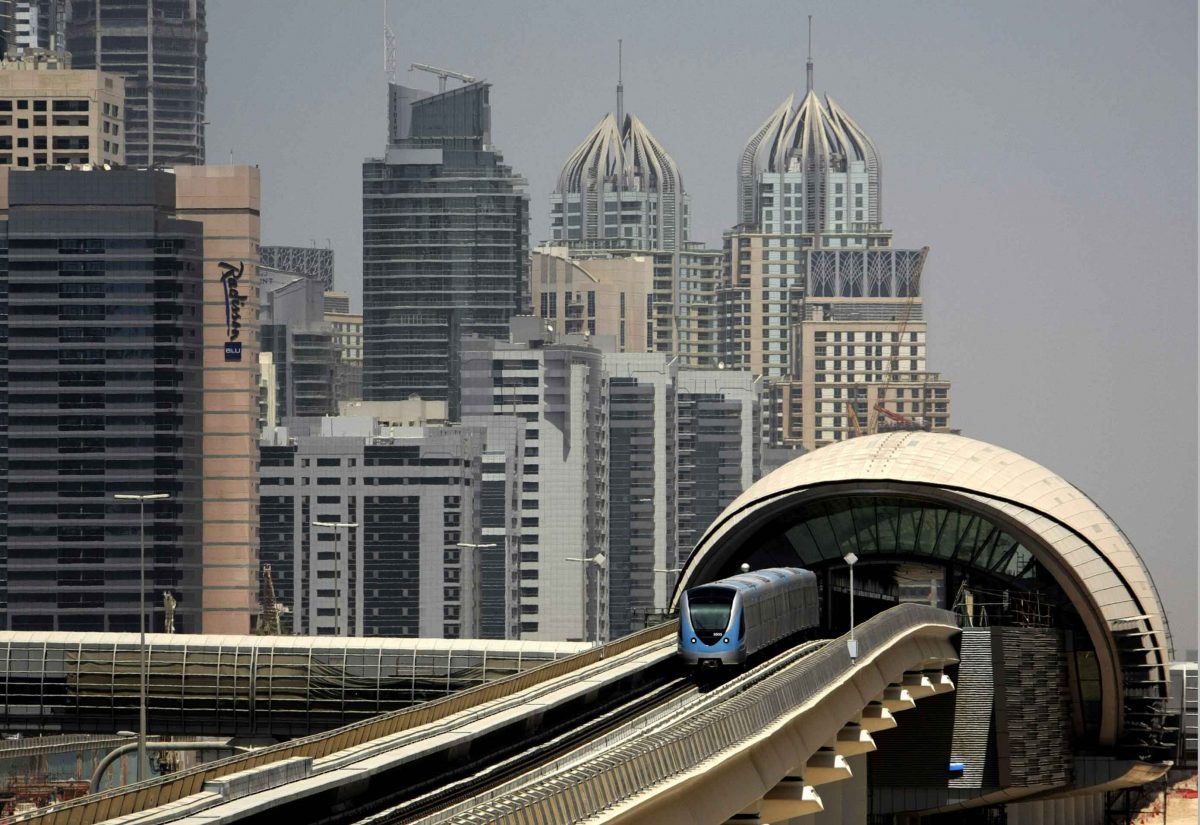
[676,431,1171,752]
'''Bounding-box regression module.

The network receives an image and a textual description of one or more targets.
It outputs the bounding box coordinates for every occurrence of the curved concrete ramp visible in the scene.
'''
[428,604,958,825]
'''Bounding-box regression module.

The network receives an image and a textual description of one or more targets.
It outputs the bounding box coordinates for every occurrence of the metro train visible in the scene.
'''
[677,566,819,667]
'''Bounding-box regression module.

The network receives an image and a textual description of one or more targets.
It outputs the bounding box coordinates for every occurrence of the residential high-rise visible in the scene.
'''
[460,318,608,642]
[722,70,953,449]
[364,80,529,413]
[542,77,720,368]
[260,417,506,638]
[0,169,204,632]
[65,0,206,166]
[0,52,125,167]
[260,274,336,421]
[462,318,762,641]
[530,248,653,351]
[674,370,760,553]
[14,1,64,52]
[550,111,687,252]
[323,292,362,403]
[603,352,674,637]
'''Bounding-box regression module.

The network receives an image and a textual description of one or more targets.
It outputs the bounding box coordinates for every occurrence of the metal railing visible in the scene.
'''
[6,623,676,825]
[438,604,957,824]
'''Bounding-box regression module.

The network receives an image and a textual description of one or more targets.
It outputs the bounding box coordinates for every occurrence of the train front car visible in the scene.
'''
[678,584,745,667]
[678,567,818,668]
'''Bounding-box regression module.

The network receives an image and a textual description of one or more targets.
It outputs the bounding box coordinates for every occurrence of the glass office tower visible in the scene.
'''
[363,82,528,414]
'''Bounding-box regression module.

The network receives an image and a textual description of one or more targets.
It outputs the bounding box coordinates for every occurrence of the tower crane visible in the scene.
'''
[255,564,284,636]
[408,63,478,93]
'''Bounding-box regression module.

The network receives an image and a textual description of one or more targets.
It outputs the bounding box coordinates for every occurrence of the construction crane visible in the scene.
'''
[870,246,930,434]
[844,399,863,438]
[408,63,478,93]
[255,565,283,636]
[162,592,176,634]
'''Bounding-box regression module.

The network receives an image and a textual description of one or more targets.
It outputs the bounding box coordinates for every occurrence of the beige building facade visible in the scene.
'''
[0,51,124,168]
[767,299,952,450]
[533,245,723,368]
[532,247,654,354]
[325,307,363,364]
[175,165,261,635]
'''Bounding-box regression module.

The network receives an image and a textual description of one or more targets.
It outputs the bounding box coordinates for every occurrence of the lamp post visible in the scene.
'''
[312,521,358,634]
[844,552,859,662]
[113,492,170,782]
[566,553,607,643]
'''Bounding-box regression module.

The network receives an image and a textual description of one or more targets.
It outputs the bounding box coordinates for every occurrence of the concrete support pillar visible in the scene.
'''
[829,722,876,756]
[858,700,897,732]
[761,776,823,820]
[878,684,916,712]
[928,670,955,694]
[901,671,936,699]
[804,748,853,785]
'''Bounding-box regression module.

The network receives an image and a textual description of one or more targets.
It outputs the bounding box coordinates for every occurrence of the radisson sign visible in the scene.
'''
[219,261,246,362]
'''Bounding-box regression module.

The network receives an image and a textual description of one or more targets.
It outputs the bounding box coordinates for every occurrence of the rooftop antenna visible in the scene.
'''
[806,15,814,93]
[616,39,624,125]
[384,0,398,83]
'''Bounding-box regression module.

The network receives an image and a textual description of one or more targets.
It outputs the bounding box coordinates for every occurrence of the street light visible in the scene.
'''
[312,521,358,634]
[566,553,607,643]
[844,552,859,662]
[113,492,170,782]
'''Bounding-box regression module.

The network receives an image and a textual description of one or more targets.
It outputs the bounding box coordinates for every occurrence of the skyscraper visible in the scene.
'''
[259,417,502,638]
[65,0,206,166]
[542,67,721,367]
[0,168,205,632]
[14,1,64,52]
[363,80,528,413]
[260,274,337,421]
[460,318,609,642]
[550,112,687,252]
[721,56,953,449]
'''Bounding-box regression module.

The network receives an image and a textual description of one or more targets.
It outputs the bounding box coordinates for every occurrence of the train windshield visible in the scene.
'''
[688,587,735,632]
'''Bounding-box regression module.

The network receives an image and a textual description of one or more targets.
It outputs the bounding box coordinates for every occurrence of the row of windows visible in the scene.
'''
[0,98,90,113]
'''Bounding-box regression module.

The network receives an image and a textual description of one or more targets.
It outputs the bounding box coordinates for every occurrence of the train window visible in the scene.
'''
[688,588,735,632]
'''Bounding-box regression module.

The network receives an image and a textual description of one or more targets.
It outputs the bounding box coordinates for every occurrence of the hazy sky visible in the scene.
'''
[207,1,1198,653]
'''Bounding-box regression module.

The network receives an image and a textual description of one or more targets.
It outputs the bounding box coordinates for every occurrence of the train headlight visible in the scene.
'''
[723,637,730,644]
[690,638,697,644]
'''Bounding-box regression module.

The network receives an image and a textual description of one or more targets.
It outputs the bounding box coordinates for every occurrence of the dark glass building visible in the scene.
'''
[363,81,528,414]
[65,0,207,166]
[0,169,204,632]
